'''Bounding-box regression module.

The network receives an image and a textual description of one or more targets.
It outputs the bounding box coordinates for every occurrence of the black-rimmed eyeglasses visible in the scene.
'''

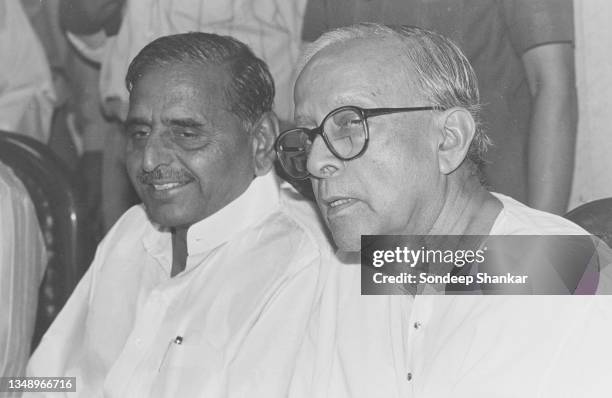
[275,105,436,179]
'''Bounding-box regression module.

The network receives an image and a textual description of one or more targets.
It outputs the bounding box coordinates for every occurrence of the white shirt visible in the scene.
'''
[289,193,612,397]
[68,0,307,121]
[27,173,336,397]
[0,0,55,142]
[0,163,46,380]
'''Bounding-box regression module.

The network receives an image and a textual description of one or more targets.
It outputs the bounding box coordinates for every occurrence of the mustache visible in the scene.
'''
[137,167,194,185]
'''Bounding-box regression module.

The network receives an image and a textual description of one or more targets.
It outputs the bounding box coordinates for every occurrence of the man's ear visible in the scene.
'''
[436,107,475,174]
[251,111,279,176]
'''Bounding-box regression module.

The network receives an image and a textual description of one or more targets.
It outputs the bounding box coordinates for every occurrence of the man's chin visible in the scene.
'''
[331,230,362,252]
[144,205,193,229]
[327,218,369,252]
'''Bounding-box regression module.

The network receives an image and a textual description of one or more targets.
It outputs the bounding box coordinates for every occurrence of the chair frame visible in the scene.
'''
[0,131,88,348]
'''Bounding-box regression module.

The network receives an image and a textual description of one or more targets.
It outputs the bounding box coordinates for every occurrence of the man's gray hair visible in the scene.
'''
[300,23,490,170]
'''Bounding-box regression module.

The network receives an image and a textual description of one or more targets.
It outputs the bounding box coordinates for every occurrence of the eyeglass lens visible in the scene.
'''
[326,108,366,158]
[277,131,311,178]
[277,108,367,178]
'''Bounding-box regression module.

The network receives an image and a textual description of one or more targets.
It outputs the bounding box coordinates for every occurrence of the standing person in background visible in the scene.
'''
[24,0,109,242]
[0,0,55,142]
[60,0,307,230]
[301,0,577,214]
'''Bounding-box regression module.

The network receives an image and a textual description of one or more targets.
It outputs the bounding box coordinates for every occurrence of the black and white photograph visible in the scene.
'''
[1,0,612,397]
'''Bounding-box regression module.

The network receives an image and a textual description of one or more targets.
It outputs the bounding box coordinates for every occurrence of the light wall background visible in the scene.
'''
[570,0,612,209]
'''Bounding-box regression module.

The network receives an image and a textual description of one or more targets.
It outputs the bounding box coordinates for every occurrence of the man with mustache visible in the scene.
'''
[26,32,335,397]
[277,24,612,397]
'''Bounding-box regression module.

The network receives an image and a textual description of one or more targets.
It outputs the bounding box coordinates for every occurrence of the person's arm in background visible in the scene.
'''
[523,42,577,214]
[503,0,576,214]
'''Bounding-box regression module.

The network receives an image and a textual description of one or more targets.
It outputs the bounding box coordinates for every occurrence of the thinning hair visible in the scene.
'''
[300,23,490,171]
[126,32,275,130]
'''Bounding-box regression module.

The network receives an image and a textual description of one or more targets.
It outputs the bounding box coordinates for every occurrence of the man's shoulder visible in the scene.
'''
[247,181,337,271]
[491,192,588,235]
[95,204,153,255]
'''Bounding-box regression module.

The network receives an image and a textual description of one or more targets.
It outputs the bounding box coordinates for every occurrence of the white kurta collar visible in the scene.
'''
[186,172,280,253]
[142,172,281,270]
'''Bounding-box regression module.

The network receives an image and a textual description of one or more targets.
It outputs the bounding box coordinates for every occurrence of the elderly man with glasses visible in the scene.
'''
[278,24,612,397]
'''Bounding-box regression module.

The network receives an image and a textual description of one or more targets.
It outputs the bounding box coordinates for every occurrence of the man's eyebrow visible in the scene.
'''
[163,117,207,129]
[334,94,371,108]
[124,117,150,128]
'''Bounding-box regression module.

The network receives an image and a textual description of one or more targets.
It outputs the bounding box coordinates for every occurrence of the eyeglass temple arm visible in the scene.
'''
[364,106,436,118]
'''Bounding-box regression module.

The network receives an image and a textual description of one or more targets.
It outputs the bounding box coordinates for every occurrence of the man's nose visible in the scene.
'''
[306,135,346,179]
[142,133,172,172]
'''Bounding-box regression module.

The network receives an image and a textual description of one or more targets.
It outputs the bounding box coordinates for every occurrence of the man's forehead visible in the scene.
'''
[303,36,409,75]
[296,37,420,111]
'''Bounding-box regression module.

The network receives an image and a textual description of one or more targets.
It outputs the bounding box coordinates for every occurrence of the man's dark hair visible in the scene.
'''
[126,32,275,129]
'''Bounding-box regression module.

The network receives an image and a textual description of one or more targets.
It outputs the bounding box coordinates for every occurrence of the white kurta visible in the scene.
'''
[27,173,336,397]
[290,193,612,397]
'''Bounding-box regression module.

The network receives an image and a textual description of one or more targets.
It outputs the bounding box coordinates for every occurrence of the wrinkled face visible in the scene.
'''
[295,38,444,251]
[126,63,255,228]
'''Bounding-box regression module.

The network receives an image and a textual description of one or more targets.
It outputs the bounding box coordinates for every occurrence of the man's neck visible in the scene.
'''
[428,171,502,236]
[171,227,188,277]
